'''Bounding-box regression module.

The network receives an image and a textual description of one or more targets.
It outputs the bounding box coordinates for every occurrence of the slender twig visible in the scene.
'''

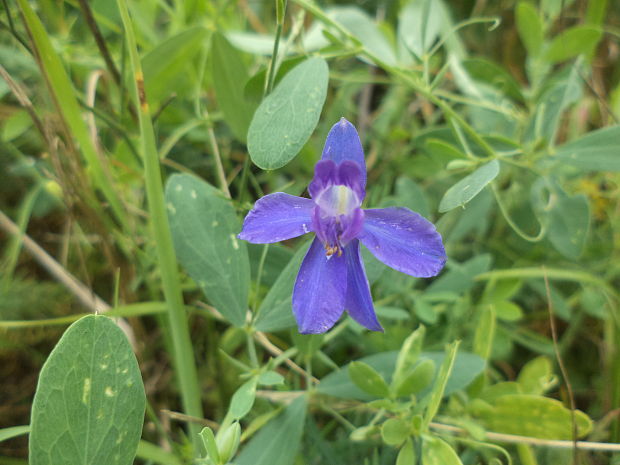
[254,331,320,384]
[543,268,579,464]
[0,209,136,347]
[76,0,121,85]
[204,115,231,198]
[430,422,620,452]
[160,410,219,429]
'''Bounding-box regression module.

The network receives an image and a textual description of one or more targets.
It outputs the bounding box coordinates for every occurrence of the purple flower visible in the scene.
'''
[239,118,447,334]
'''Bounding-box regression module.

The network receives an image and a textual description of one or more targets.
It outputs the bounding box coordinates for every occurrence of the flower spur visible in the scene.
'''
[238,118,447,334]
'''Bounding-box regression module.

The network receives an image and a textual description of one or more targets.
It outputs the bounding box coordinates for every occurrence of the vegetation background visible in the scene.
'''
[1,0,619,464]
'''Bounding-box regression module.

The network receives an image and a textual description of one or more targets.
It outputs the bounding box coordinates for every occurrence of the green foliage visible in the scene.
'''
[438,160,500,212]
[29,316,145,465]
[2,0,619,463]
[247,57,329,170]
[165,174,250,327]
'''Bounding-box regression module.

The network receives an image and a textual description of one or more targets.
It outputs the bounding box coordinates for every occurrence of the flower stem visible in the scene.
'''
[116,0,203,449]
[491,182,546,242]
[266,0,287,94]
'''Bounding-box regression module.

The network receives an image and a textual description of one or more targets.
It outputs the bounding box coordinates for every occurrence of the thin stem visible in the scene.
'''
[265,0,287,94]
[543,270,579,464]
[491,182,546,242]
[204,114,231,199]
[252,244,270,316]
[246,330,260,368]
[116,0,203,449]
[430,422,620,452]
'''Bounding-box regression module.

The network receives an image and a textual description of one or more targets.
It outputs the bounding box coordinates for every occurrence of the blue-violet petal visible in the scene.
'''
[293,237,347,334]
[359,207,447,277]
[344,240,383,331]
[238,193,314,243]
[321,118,366,188]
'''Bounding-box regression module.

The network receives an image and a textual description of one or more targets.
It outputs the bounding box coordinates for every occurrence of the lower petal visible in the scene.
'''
[238,193,314,243]
[293,237,347,334]
[359,207,447,277]
[344,240,383,332]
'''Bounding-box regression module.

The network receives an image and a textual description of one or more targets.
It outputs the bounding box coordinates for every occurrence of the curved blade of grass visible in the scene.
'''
[115,0,203,448]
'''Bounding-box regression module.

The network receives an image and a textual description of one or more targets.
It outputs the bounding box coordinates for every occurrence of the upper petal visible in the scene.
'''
[293,237,347,334]
[359,207,447,277]
[344,240,383,332]
[238,193,314,243]
[321,118,366,188]
[308,160,338,199]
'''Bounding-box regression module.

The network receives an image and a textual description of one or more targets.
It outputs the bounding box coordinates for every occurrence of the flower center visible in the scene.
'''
[312,184,363,257]
[315,184,360,217]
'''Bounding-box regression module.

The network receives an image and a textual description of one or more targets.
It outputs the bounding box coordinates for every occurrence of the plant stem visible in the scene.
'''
[116,0,203,449]
[266,0,287,94]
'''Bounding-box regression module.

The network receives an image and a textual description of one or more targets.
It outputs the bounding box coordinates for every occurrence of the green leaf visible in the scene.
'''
[29,315,145,465]
[494,301,524,322]
[229,377,258,420]
[516,2,544,56]
[165,174,250,327]
[393,326,426,384]
[517,356,556,395]
[397,0,444,61]
[555,126,620,171]
[348,361,390,398]
[543,26,602,63]
[394,359,436,398]
[320,351,484,401]
[396,438,416,465]
[236,395,307,465]
[423,341,459,428]
[199,427,220,464]
[329,7,396,65]
[142,26,208,104]
[211,32,256,142]
[438,160,500,212]
[527,63,582,143]
[422,436,463,465]
[381,418,410,446]
[254,242,310,332]
[469,394,592,439]
[473,305,496,360]
[258,370,285,386]
[547,188,590,260]
[247,57,329,170]
[531,180,590,260]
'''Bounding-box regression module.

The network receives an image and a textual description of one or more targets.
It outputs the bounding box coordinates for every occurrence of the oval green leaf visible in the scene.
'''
[438,160,500,212]
[29,315,145,465]
[247,57,329,170]
[348,361,390,398]
[470,394,592,439]
[422,436,463,465]
[165,174,250,327]
[555,126,620,172]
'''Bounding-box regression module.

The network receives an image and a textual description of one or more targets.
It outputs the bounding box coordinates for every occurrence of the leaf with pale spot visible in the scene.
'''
[29,315,145,465]
[165,174,250,327]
